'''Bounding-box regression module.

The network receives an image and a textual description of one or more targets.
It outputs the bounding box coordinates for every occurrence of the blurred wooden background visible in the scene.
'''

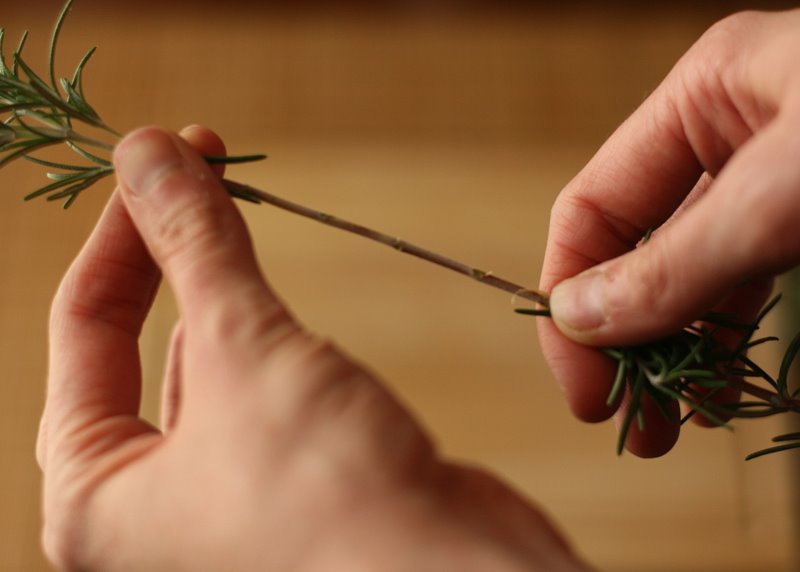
[2,1,799,570]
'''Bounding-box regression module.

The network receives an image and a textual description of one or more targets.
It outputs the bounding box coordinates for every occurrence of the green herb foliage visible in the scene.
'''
[0,0,264,208]
[517,287,800,459]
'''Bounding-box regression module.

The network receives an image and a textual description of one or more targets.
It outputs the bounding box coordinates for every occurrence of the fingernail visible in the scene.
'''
[179,124,203,137]
[115,129,185,196]
[550,271,607,332]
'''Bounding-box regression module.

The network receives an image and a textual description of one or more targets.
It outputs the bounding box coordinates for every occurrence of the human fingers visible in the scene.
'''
[544,11,798,345]
[681,277,774,427]
[114,126,426,464]
[549,104,800,347]
[536,24,718,425]
[114,127,299,373]
[40,126,236,465]
[41,192,160,469]
[542,11,791,296]
[179,124,228,179]
[538,12,796,444]
[41,194,163,565]
[611,282,772,455]
[613,390,681,458]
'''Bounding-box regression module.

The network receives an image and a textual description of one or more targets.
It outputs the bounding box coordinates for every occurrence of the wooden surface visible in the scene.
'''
[1,2,798,571]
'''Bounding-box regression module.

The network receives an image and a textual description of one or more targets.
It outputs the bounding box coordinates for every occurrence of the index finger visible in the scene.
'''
[43,192,160,467]
[537,70,704,426]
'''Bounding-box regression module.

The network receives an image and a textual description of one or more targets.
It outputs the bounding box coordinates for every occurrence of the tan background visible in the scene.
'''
[2,1,799,570]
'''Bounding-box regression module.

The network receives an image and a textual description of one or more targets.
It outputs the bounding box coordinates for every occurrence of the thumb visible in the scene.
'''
[548,238,729,346]
[549,109,800,346]
[114,126,292,345]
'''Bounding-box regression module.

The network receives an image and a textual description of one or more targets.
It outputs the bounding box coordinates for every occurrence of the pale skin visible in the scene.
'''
[37,9,800,571]
[540,9,800,457]
[36,124,587,572]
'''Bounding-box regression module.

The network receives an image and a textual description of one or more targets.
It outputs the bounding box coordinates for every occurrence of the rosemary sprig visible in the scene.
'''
[0,0,264,208]
[0,1,549,305]
[3,1,799,460]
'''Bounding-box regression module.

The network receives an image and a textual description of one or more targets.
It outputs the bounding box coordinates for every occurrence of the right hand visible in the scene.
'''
[538,10,800,457]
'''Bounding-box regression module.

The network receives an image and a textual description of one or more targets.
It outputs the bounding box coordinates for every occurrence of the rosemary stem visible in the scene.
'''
[726,377,800,412]
[727,377,781,404]
[66,129,114,151]
[222,179,549,306]
[99,123,123,139]
[20,124,114,152]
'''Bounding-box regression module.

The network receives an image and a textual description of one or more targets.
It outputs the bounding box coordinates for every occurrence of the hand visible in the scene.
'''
[538,10,800,457]
[36,126,589,571]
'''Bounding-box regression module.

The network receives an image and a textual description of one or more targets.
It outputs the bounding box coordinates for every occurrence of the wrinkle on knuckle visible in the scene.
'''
[141,169,243,273]
[548,238,605,274]
[547,193,645,278]
[678,13,761,102]
[696,11,762,66]
[152,201,237,269]
[575,195,646,248]
[258,334,367,421]
[606,250,670,324]
[706,10,762,40]
[266,337,434,481]
[206,295,297,351]
[59,292,146,337]
[269,335,358,396]
[52,259,157,337]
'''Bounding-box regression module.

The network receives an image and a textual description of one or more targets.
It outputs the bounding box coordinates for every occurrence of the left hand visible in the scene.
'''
[36,125,590,572]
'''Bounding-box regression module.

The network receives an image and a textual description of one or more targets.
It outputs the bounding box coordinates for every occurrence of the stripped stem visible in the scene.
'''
[223,179,549,306]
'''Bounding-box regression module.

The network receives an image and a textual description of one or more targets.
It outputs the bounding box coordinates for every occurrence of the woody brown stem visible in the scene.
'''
[725,377,800,413]
[223,179,549,306]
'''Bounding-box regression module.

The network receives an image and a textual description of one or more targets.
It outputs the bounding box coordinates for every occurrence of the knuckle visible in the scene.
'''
[701,10,762,47]
[52,257,157,337]
[151,199,240,270]
[142,170,245,273]
[205,294,297,351]
[257,333,434,476]
[681,11,763,81]
[740,207,799,276]
[609,242,678,323]
[263,333,361,405]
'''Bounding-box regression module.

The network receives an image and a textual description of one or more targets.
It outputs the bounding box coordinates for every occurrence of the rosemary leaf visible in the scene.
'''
[607,356,627,407]
[60,78,100,122]
[49,0,74,93]
[65,140,111,166]
[70,46,96,98]
[23,155,94,171]
[205,154,267,164]
[0,28,9,77]
[777,331,800,395]
[746,441,800,461]
[513,308,551,317]
[0,137,62,168]
[617,371,645,455]
[11,30,28,77]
